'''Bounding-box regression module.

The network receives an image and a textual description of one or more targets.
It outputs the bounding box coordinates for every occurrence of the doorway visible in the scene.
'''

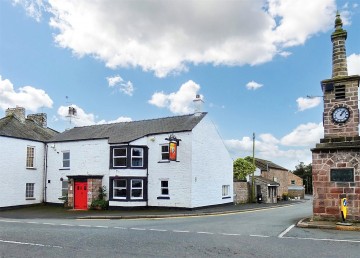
[74,181,88,209]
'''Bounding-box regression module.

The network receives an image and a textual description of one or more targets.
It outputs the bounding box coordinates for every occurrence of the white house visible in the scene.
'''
[0,107,58,209]
[46,112,233,209]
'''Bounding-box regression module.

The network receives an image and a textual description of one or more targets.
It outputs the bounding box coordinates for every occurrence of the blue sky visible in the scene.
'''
[1,0,360,170]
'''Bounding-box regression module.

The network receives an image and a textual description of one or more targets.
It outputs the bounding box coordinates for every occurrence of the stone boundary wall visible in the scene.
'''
[233,181,250,204]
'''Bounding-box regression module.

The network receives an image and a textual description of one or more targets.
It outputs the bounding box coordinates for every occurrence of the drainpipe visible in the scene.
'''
[43,143,48,203]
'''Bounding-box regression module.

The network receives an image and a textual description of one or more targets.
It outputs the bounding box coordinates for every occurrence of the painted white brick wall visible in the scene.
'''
[147,132,193,208]
[0,137,45,208]
[191,116,233,207]
[46,139,110,204]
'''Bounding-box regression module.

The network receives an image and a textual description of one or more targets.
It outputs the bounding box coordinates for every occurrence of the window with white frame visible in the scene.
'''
[160,180,169,196]
[61,180,68,197]
[26,183,35,199]
[26,146,35,168]
[62,151,70,168]
[131,179,143,199]
[160,144,169,160]
[222,185,230,198]
[113,148,127,167]
[113,179,127,199]
[131,148,143,167]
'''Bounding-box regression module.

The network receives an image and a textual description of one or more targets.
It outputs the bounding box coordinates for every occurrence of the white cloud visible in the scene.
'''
[246,81,263,90]
[11,0,337,77]
[148,80,201,114]
[279,51,292,57]
[296,97,322,111]
[57,105,132,127]
[347,54,360,76]
[106,75,134,96]
[281,122,323,146]
[225,122,324,170]
[11,0,47,22]
[0,75,53,112]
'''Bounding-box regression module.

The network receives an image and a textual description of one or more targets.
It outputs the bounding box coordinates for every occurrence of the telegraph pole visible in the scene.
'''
[252,132,255,202]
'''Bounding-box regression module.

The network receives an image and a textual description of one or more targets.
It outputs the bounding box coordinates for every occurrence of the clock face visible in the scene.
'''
[332,107,350,123]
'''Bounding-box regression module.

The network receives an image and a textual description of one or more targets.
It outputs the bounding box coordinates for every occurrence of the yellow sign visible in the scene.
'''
[340,198,347,221]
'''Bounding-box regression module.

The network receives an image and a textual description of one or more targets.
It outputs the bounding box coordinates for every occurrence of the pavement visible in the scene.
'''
[0,199,359,231]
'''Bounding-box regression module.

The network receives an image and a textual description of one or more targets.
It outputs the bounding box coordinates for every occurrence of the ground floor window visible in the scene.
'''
[161,180,169,196]
[61,180,68,197]
[110,177,147,201]
[26,183,35,199]
[222,185,230,198]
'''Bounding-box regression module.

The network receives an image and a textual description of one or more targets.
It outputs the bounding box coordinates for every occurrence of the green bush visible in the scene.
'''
[90,199,109,210]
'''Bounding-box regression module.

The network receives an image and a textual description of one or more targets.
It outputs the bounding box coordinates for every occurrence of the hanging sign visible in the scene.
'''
[169,141,177,161]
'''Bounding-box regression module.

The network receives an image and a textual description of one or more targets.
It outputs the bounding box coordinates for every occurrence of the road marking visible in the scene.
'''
[114,226,127,230]
[173,230,190,233]
[278,224,295,238]
[250,235,270,238]
[130,228,147,231]
[197,232,214,235]
[78,225,92,227]
[42,223,56,225]
[221,233,241,236]
[26,221,39,224]
[0,220,23,223]
[0,239,63,249]
[95,225,108,228]
[149,229,168,232]
[283,236,360,243]
[60,224,74,226]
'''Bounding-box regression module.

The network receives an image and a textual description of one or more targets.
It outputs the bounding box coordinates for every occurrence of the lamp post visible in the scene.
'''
[252,132,255,203]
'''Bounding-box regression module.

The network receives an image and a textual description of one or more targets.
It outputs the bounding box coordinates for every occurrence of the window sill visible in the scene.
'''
[26,167,37,170]
[59,168,70,170]
[26,198,36,200]
[158,161,170,163]
[157,196,170,200]
[222,196,231,199]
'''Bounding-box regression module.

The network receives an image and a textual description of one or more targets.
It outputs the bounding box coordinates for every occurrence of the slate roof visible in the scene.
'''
[0,115,58,142]
[253,176,280,186]
[50,113,207,144]
[255,158,288,171]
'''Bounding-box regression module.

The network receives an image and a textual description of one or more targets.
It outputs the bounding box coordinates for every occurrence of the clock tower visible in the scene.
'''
[312,13,360,222]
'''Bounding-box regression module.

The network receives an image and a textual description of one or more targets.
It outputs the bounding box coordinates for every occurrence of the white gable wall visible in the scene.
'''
[46,139,109,204]
[147,132,192,208]
[191,116,233,208]
[0,137,45,208]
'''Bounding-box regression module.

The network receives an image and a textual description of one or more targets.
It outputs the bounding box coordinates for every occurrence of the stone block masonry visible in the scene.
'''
[312,147,360,222]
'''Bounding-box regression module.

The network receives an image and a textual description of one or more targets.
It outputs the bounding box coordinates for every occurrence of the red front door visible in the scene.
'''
[74,182,88,210]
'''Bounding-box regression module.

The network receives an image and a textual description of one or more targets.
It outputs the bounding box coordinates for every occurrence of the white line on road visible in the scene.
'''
[250,235,270,238]
[278,224,295,238]
[0,220,23,223]
[0,239,63,249]
[95,225,109,228]
[173,230,190,233]
[114,226,127,230]
[60,224,74,226]
[197,232,214,235]
[78,225,92,227]
[42,223,56,225]
[149,229,168,232]
[221,233,241,236]
[283,236,360,243]
[130,228,147,231]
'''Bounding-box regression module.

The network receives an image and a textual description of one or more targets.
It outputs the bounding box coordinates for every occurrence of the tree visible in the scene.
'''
[233,157,256,181]
[292,162,312,194]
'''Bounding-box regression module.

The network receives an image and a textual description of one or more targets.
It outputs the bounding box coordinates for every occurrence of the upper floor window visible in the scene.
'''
[62,151,70,168]
[113,148,127,167]
[291,180,295,185]
[110,146,147,169]
[160,144,169,160]
[131,148,143,167]
[26,146,35,168]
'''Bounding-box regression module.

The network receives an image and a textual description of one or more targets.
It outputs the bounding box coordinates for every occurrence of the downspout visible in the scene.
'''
[43,143,48,203]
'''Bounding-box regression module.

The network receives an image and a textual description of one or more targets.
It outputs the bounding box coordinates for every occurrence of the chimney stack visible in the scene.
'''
[27,113,47,128]
[5,106,25,123]
[193,94,204,115]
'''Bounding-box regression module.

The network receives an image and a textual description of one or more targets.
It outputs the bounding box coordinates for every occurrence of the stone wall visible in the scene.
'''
[312,149,360,221]
[233,181,249,204]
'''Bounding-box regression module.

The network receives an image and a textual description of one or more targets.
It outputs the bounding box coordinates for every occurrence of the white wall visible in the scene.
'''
[46,139,110,204]
[146,132,193,208]
[0,137,45,208]
[191,116,233,207]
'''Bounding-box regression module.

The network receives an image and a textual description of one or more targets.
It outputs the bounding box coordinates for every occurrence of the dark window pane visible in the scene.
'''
[131,189,142,198]
[63,160,70,168]
[161,189,169,195]
[63,152,70,159]
[162,153,169,160]
[132,148,142,156]
[114,189,127,197]
[114,148,126,156]
[132,180,142,188]
[132,158,143,167]
[161,146,169,152]
[114,179,126,188]
[114,158,127,167]
[161,181,168,187]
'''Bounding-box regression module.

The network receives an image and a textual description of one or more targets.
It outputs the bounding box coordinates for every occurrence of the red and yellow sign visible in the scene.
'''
[169,142,177,161]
